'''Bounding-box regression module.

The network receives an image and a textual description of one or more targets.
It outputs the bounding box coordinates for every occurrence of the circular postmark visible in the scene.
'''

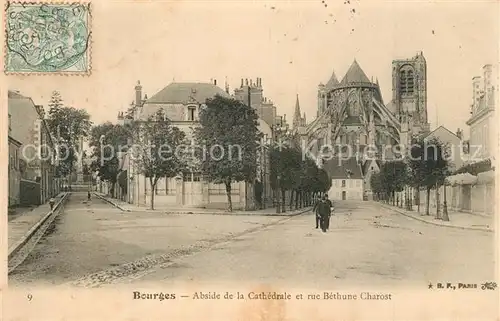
[6,3,90,73]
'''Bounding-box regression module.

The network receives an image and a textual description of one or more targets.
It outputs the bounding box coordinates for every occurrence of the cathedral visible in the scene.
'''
[294,51,430,200]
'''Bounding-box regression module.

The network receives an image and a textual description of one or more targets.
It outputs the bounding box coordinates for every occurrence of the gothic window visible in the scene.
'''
[400,70,406,92]
[407,70,414,94]
[400,66,415,96]
[349,101,360,117]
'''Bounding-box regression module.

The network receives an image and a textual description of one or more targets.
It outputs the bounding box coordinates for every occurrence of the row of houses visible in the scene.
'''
[8,90,62,208]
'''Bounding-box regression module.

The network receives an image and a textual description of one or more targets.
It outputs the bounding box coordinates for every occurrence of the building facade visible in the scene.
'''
[299,52,430,201]
[8,135,22,207]
[324,158,364,201]
[123,80,275,210]
[8,90,59,205]
[466,64,498,161]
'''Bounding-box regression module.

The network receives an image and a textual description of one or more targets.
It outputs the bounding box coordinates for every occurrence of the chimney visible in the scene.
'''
[245,79,249,86]
[241,79,244,87]
[214,79,217,86]
[456,128,463,140]
[135,80,142,107]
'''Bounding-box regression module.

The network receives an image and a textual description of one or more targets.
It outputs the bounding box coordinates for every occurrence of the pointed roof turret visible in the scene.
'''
[293,94,302,128]
[325,70,339,89]
[340,59,371,85]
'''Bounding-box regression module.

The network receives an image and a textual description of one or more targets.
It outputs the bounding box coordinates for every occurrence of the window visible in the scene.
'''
[14,149,18,169]
[341,180,346,187]
[188,106,196,121]
[183,172,201,182]
[400,67,415,96]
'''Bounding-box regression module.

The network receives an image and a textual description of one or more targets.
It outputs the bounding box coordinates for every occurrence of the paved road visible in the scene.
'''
[8,192,282,286]
[9,196,494,289]
[121,201,495,289]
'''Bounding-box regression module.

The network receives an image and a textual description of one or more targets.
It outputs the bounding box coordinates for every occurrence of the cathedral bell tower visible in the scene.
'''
[392,51,429,136]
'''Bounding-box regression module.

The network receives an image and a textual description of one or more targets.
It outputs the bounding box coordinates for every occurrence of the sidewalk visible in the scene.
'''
[376,202,494,232]
[93,192,312,216]
[8,193,66,253]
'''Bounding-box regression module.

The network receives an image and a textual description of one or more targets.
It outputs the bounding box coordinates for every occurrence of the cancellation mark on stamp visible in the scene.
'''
[5,1,91,74]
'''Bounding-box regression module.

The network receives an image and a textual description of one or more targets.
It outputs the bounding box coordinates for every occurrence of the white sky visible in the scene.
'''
[7,0,499,139]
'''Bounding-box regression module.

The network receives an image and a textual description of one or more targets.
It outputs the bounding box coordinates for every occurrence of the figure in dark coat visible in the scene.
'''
[324,197,333,230]
[317,195,331,232]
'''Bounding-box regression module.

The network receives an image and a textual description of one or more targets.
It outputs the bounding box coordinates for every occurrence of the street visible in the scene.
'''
[9,193,495,289]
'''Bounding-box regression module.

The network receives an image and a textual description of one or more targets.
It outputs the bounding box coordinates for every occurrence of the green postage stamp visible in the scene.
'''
[5,2,91,74]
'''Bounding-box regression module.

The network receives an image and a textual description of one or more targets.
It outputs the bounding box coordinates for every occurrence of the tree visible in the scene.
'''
[269,146,298,213]
[317,168,332,194]
[132,109,187,210]
[194,95,261,212]
[88,122,130,197]
[46,91,92,186]
[379,160,408,206]
[408,137,450,216]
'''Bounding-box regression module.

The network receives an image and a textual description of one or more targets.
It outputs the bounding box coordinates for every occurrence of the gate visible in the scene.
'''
[183,173,203,206]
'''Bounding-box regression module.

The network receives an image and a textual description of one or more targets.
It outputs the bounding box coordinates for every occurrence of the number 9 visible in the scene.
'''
[27,294,33,301]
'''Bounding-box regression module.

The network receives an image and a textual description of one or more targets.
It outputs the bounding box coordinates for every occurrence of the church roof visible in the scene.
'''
[146,82,229,104]
[340,60,371,85]
[325,70,339,89]
[323,157,363,179]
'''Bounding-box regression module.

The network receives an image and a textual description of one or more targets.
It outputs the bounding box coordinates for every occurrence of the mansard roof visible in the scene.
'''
[323,157,363,179]
[146,82,229,104]
[340,60,371,85]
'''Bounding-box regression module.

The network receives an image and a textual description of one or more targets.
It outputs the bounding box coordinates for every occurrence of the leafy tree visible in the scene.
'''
[379,160,408,206]
[132,109,187,210]
[317,168,332,194]
[269,146,298,212]
[45,91,92,186]
[408,137,450,216]
[89,122,130,197]
[194,95,261,212]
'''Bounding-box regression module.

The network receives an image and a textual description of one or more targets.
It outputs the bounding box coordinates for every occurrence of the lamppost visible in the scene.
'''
[442,172,450,221]
[99,134,105,194]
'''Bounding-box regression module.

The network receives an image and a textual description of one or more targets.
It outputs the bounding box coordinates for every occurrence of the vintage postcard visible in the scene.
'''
[1,0,498,320]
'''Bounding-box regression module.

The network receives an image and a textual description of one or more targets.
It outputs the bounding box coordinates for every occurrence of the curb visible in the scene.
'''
[8,192,70,259]
[91,193,312,217]
[378,203,493,233]
[92,193,131,212]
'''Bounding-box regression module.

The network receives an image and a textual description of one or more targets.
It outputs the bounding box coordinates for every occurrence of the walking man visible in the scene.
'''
[88,190,92,201]
[318,194,331,232]
[324,195,333,230]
